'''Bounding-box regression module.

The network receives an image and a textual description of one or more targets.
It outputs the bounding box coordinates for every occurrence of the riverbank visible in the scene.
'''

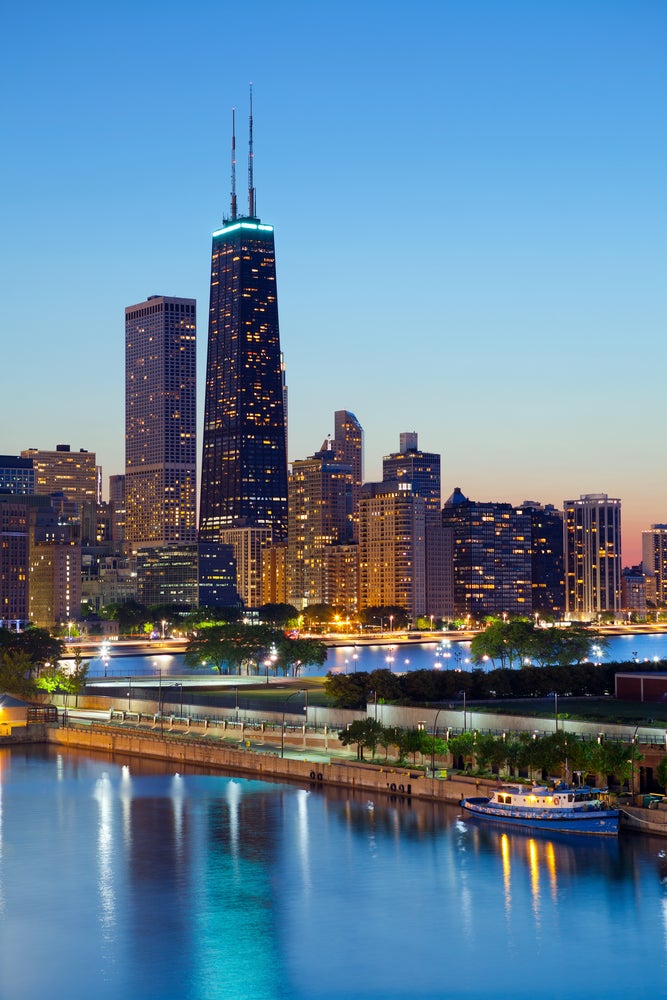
[62,622,667,660]
[48,721,482,806]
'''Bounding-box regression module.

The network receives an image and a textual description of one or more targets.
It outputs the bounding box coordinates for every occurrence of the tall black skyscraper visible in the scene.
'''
[200,94,288,543]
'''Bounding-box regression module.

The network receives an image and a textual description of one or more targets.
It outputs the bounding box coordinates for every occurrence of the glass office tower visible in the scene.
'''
[200,218,288,542]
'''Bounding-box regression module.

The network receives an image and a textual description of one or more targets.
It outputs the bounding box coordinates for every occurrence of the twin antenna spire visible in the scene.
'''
[230,83,256,221]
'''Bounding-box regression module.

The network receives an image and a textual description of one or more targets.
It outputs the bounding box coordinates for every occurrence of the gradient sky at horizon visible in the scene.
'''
[2,1,665,564]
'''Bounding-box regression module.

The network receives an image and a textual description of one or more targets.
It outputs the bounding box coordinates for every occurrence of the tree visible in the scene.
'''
[378,725,402,761]
[325,671,370,709]
[182,606,243,629]
[656,756,667,793]
[396,728,424,764]
[0,651,38,699]
[275,636,327,676]
[448,732,476,771]
[302,604,337,629]
[338,719,384,760]
[473,734,501,773]
[18,627,65,671]
[470,617,607,669]
[596,740,637,789]
[36,664,61,696]
[259,603,299,627]
[185,624,280,675]
[358,606,409,630]
[60,649,89,706]
[418,733,448,770]
[367,668,402,702]
[470,619,532,669]
[102,600,149,634]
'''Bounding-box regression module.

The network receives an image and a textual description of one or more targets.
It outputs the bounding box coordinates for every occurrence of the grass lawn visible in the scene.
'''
[477,697,667,726]
[185,676,332,712]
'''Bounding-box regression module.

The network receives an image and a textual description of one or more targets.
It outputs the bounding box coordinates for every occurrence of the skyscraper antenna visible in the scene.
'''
[248,82,256,217]
[230,107,237,221]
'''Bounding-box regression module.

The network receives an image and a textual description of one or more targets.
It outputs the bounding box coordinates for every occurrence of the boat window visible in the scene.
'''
[568,795,573,803]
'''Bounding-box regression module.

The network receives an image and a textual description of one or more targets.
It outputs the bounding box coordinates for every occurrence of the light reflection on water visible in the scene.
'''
[81,631,667,679]
[0,746,666,999]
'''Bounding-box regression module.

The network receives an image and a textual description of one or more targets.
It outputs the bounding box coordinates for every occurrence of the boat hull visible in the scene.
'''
[461,797,619,836]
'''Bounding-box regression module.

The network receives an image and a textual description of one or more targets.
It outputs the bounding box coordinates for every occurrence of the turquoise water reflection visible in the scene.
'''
[0,747,666,999]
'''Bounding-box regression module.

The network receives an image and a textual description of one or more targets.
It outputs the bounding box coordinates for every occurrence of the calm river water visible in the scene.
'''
[84,631,667,679]
[1,745,666,1000]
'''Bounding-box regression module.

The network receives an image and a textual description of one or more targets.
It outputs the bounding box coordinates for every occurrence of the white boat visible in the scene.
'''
[461,782,619,836]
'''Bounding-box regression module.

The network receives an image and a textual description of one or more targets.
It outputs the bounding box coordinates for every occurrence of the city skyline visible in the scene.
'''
[2,2,665,564]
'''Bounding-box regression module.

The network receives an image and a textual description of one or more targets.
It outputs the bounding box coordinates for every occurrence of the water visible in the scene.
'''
[82,631,667,679]
[0,745,666,999]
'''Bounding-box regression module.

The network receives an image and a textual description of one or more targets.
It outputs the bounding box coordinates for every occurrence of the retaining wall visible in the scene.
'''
[48,725,486,805]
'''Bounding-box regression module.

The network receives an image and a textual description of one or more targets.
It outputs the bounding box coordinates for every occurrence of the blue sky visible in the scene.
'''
[2,1,665,562]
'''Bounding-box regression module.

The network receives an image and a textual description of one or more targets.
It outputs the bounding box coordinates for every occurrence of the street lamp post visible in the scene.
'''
[630,723,640,799]
[157,669,164,735]
[281,690,304,758]
[431,707,445,776]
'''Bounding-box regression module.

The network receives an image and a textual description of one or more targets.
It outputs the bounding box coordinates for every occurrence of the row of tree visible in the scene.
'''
[337,721,656,790]
[470,618,606,668]
[90,600,457,636]
[184,624,327,677]
[325,661,667,710]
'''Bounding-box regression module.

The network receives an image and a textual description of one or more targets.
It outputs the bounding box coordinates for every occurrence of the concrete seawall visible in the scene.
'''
[48,724,485,806]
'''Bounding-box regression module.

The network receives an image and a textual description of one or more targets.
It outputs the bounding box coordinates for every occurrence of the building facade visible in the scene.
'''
[424,524,455,619]
[519,501,565,617]
[0,455,35,495]
[261,542,288,606]
[642,524,667,608]
[28,498,81,628]
[382,433,441,527]
[564,493,622,619]
[0,495,31,627]
[333,410,363,539]
[622,566,647,617]
[358,481,426,618]
[125,295,197,547]
[135,542,238,609]
[219,527,273,609]
[109,474,126,545]
[22,444,98,504]
[441,488,532,618]
[287,448,353,609]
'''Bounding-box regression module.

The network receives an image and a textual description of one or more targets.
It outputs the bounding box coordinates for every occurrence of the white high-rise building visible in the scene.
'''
[564,493,622,618]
